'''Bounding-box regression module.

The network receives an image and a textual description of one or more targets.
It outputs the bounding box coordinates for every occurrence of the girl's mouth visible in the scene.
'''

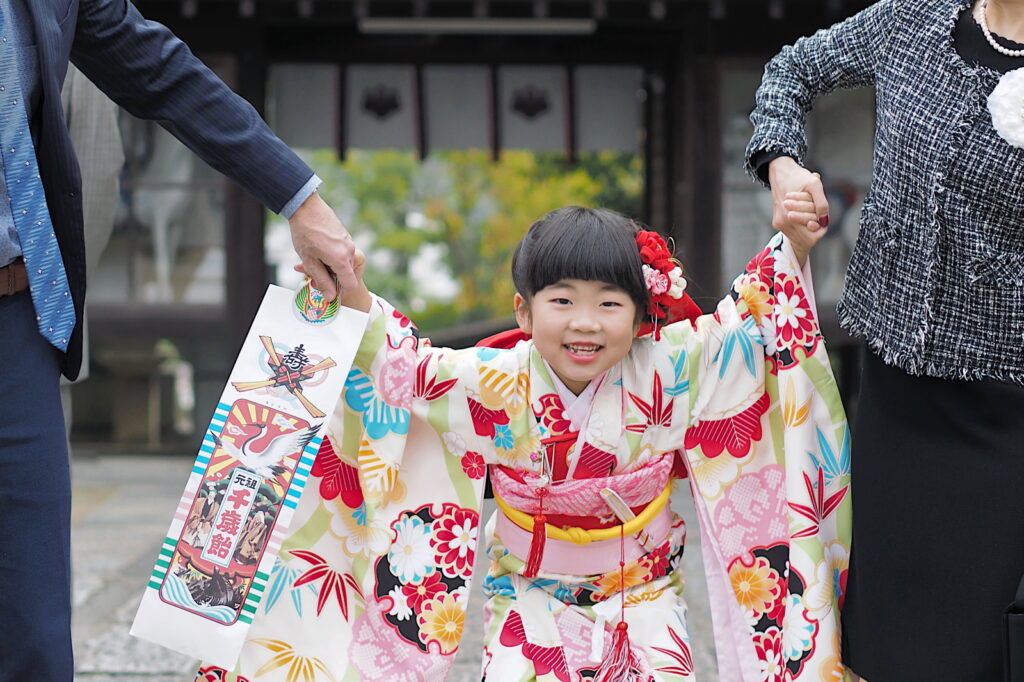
[564,343,602,361]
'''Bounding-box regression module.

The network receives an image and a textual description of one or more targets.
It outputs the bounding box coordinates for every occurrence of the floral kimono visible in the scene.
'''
[196,233,851,682]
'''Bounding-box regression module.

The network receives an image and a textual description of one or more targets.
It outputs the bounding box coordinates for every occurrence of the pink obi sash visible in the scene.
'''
[491,455,674,576]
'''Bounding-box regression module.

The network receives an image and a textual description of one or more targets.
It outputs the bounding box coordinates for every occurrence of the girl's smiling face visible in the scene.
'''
[515,279,640,395]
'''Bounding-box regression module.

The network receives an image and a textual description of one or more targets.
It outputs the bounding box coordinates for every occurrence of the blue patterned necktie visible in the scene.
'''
[0,2,74,351]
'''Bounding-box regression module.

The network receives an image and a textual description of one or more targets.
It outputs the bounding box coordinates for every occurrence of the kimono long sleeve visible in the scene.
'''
[642,233,851,682]
[217,295,500,682]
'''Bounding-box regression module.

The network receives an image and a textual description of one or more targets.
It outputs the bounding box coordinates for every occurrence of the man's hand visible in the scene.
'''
[287,191,356,300]
[768,156,830,235]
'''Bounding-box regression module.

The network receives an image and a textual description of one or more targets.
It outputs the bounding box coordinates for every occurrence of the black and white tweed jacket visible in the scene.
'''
[746,0,1024,385]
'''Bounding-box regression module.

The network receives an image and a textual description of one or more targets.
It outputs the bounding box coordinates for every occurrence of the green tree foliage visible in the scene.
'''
[303,148,643,333]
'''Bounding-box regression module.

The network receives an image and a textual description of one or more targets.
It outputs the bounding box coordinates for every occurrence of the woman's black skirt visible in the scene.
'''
[841,348,1024,681]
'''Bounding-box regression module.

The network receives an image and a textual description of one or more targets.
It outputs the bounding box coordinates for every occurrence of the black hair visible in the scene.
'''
[511,206,648,321]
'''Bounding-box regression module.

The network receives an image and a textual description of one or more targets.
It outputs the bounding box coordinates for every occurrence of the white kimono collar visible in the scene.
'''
[541,359,607,432]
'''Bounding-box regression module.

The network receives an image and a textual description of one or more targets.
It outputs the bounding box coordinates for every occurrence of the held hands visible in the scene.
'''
[287,191,358,300]
[768,156,830,267]
[341,248,371,312]
[293,247,370,311]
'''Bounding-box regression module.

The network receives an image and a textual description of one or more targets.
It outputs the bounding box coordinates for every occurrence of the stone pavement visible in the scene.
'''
[70,454,719,682]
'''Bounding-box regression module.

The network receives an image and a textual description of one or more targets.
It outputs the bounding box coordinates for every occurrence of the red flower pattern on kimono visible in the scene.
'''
[499,610,571,682]
[401,571,446,612]
[754,627,786,682]
[460,451,486,479]
[310,437,363,509]
[683,392,770,458]
[747,245,776,286]
[431,504,479,578]
[642,541,672,578]
[774,276,815,349]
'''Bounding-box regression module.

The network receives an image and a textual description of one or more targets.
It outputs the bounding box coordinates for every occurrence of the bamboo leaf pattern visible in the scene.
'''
[652,626,694,677]
[289,550,363,618]
[808,426,850,485]
[788,468,848,539]
[252,639,336,682]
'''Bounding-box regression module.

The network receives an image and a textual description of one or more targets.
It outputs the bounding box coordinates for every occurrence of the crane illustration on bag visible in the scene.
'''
[211,422,321,479]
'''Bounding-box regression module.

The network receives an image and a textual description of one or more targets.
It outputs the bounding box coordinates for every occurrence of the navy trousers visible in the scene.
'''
[0,289,74,681]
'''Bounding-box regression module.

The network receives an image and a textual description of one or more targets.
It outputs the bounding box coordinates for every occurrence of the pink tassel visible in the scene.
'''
[522,513,546,578]
[593,621,645,682]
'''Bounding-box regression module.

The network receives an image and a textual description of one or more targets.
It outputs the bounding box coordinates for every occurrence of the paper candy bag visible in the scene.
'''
[131,283,367,667]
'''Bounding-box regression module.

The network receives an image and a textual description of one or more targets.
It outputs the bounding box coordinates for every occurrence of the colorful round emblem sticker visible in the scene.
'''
[293,280,340,326]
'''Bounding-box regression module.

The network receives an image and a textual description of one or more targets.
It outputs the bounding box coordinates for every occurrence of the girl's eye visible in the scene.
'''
[551,298,572,305]
[601,301,622,308]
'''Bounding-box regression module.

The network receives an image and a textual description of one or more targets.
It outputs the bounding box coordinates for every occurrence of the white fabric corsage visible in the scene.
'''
[988,67,1024,149]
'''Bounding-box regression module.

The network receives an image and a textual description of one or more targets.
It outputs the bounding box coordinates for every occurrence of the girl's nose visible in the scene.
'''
[569,312,600,332]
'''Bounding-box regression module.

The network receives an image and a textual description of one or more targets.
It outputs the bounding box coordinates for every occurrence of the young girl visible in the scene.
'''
[197,206,850,682]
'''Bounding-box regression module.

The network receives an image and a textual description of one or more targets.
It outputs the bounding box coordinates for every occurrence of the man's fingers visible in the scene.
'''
[331,259,358,294]
[303,259,337,300]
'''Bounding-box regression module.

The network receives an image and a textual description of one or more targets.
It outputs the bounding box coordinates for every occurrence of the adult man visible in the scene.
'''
[0,1,357,679]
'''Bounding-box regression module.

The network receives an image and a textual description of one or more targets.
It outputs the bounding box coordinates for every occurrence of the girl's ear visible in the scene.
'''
[513,293,533,335]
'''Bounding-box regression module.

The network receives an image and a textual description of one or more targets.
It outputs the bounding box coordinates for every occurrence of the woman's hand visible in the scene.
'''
[768,156,830,234]
[780,191,829,267]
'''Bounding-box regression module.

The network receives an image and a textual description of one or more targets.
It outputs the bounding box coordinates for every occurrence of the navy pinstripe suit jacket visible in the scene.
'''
[28,0,314,379]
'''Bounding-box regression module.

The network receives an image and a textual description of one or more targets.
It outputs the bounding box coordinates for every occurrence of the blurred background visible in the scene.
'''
[70,0,876,453]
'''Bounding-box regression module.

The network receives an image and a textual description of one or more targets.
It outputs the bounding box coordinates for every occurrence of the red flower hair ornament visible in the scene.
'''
[635,230,700,339]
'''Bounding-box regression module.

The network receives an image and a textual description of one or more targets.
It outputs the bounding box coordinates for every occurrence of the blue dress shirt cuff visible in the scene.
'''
[279,174,322,219]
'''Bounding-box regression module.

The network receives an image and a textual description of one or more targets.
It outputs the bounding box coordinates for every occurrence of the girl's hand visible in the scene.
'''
[781,191,829,266]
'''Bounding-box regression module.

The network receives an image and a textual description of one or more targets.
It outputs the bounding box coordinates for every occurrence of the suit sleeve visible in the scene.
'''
[69,0,313,213]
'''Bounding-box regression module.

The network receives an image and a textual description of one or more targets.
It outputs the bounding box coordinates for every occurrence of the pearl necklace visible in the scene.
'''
[977,0,1024,58]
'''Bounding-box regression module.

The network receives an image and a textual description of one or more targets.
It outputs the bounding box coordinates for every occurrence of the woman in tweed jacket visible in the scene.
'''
[746,0,1024,679]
